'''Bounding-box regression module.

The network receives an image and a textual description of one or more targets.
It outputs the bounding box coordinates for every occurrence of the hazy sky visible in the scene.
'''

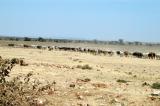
[0,0,160,42]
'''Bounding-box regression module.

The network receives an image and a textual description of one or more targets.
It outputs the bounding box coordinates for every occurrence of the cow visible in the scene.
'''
[42,46,47,50]
[156,54,160,60]
[23,44,31,48]
[132,52,143,58]
[107,51,114,56]
[148,52,156,59]
[48,46,54,51]
[124,51,129,57]
[116,51,121,55]
[31,45,37,48]
[8,44,15,47]
[116,51,123,57]
[37,45,42,49]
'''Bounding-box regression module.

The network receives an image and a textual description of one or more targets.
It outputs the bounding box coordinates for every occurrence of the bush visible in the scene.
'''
[117,79,128,83]
[24,37,31,41]
[151,82,160,89]
[76,64,92,70]
[0,56,55,105]
[11,58,20,64]
[20,59,28,66]
[37,37,46,42]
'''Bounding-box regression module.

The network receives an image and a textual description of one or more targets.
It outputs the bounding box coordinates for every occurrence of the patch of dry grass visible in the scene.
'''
[76,64,92,70]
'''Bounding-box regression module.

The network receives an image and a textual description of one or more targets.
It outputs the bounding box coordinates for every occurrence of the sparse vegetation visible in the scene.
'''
[20,59,28,66]
[151,82,160,89]
[142,82,150,87]
[11,58,20,64]
[0,56,55,106]
[1,41,160,105]
[76,64,92,70]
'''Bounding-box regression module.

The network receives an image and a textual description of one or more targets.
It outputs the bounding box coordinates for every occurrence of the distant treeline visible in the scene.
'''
[0,36,159,46]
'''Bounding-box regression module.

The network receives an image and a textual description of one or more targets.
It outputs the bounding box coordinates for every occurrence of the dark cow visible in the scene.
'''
[148,52,156,59]
[124,51,129,57]
[97,49,107,55]
[8,44,15,47]
[48,46,53,51]
[132,52,143,58]
[116,51,121,55]
[107,51,114,56]
[88,49,97,55]
[37,45,42,49]
[23,44,31,48]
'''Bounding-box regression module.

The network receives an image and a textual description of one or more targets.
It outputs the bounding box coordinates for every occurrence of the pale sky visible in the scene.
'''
[0,0,160,42]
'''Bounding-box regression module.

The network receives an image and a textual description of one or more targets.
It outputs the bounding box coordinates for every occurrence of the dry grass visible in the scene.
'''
[76,64,93,70]
[0,46,160,105]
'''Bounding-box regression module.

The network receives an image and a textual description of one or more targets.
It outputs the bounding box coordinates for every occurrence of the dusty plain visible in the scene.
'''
[1,41,160,106]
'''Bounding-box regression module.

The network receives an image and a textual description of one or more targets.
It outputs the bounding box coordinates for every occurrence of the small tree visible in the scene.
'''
[38,37,46,42]
[24,37,31,41]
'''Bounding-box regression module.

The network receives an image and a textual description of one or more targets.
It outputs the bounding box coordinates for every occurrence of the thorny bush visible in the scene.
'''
[0,56,55,106]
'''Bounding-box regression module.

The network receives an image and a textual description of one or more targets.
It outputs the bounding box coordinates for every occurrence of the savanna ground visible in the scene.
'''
[1,40,160,106]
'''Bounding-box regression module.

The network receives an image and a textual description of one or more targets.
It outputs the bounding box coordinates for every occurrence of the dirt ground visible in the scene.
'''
[1,46,160,106]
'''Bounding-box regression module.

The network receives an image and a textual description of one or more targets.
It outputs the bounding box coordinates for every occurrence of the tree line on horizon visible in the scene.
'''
[0,36,159,46]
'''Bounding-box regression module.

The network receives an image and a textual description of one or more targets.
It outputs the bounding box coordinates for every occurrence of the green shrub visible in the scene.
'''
[117,79,128,83]
[151,82,160,89]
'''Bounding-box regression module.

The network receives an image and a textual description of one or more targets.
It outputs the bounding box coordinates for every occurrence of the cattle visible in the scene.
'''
[156,55,160,60]
[116,51,123,57]
[77,47,84,52]
[143,53,149,59]
[48,46,54,51]
[124,51,129,57]
[37,45,42,49]
[107,51,114,56]
[97,49,107,55]
[84,48,89,53]
[116,51,121,55]
[8,44,15,47]
[88,49,97,55]
[23,44,31,48]
[41,46,47,50]
[132,52,143,58]
[148,52,156,59]
[31,45,37,48]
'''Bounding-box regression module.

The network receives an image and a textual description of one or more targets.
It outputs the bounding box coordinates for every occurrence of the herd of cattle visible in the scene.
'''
[8,43,160,60]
